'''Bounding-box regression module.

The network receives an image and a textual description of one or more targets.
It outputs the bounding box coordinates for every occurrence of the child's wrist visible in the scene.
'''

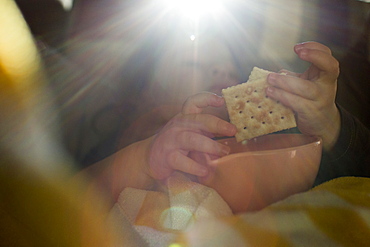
[321,107,341,151]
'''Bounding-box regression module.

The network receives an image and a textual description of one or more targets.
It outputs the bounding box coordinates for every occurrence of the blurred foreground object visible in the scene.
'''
[0,0,67,174]
[0,1,121,246]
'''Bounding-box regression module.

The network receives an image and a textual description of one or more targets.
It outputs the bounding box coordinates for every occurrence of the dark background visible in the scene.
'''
[14,0,370,168]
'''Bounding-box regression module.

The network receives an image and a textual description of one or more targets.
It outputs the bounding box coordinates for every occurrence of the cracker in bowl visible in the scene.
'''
[222,67,296,142]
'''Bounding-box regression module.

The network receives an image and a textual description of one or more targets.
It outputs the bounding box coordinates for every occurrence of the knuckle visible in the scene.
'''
[180,131,197,145]
[332,60,340,76]
[309,85,321,99]
[182,96,196,113]
[293,97,310,113]
[275,74,286,86]
[327,58,340,76]
[175,131,187,145]
[167,150,179,166]
[215,118,224,130]
[184,94,196,105]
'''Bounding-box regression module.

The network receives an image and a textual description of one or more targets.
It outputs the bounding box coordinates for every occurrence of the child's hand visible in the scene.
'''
[266,41,341,150]
[148,93,237,179]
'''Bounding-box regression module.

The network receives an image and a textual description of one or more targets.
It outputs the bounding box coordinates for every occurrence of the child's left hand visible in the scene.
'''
[266,41,341,150]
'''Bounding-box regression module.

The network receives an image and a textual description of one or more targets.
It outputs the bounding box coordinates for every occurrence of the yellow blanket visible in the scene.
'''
[109,176,370,246]
[175,176,370,246]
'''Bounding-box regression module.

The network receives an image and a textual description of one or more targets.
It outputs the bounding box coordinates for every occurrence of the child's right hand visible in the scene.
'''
[148,93,237,180]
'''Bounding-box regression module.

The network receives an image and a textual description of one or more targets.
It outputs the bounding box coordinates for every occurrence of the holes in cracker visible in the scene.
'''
[239,111,243,114]
[262,122,266,124]
[281,116,285,119]
[258,106,261,108]
[269,111,273,114]
[243,127,247,130]
[251,116,254,119]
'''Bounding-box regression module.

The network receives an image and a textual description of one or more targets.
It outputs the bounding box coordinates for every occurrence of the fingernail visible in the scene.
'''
[266,86,275,95]
[267,73,277,85]
[222,123,236,135]
[295,42,308,50]
[295,42,305,48]
[220,144,231,156]
[215,95,224,103]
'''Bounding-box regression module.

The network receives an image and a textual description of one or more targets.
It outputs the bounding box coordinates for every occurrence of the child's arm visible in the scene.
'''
[77,93,236,206]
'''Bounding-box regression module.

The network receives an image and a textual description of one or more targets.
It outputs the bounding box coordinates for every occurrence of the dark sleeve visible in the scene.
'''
[313,105,370,186]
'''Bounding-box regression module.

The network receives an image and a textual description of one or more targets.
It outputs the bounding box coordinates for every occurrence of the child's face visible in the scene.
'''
[151,36,240,105]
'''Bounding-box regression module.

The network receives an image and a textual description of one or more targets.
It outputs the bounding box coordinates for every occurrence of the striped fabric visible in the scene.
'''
[175,177,370,246]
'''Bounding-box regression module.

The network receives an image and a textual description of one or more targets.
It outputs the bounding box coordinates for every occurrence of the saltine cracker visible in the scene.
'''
[222,67,297,142]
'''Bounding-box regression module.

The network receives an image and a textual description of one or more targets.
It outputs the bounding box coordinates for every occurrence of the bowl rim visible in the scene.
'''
[209,134,322,165]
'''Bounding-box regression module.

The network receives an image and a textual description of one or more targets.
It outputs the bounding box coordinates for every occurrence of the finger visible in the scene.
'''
[278,69,300,77]
[294,48,340,79]
[176,131,231,156]
[182,92,224,114]
[169,151,209,177]
[265,85,315,114]
[175,113,237,137]
[294,41,332,55]
[267,73,320,100]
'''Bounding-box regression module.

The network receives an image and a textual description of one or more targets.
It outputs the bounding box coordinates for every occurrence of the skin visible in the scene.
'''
[149,93,237,180]
[266,41,341,151]
[81,41,342,209]
[79,93,237,206]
